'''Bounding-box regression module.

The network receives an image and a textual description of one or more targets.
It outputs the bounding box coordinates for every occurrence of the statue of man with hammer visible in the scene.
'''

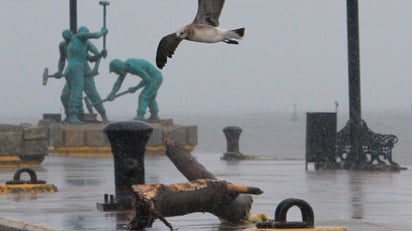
[52,28,108,122]
[107,59,163,121]
[50,1,110,123]
[64,26,108,123]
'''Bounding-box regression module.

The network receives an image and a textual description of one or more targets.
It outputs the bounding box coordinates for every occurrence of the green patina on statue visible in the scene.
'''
[53,28,109,123]
[62,26,108,123]
[107,59,163,121]
[46,2,164,123]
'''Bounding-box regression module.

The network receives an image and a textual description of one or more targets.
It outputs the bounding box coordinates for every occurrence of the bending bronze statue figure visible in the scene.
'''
[107,59,163,121]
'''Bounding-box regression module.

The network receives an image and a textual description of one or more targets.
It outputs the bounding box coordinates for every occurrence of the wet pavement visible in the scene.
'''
[0,153,411,231]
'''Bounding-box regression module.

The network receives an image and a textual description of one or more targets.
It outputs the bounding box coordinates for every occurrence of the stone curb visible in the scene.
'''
[0,217,65,231]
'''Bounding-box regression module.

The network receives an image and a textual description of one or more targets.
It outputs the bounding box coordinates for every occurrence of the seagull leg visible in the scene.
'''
[223,39,239,45]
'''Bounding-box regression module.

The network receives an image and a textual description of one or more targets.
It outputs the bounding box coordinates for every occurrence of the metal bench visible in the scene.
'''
[336,120,399,167]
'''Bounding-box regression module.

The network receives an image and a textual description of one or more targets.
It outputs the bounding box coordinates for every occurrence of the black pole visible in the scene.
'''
[345,0,366,168]
[69,0,77,33]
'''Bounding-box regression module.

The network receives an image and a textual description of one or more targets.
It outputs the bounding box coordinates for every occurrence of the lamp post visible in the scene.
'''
[69,0,77,33]
[344,0,367,168]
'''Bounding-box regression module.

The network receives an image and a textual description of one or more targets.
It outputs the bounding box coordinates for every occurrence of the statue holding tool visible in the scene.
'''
[43,1,165,122]
[43,1,110,124]
[106,58,163,121]
[84,58,163,121]
[64,26,108,123]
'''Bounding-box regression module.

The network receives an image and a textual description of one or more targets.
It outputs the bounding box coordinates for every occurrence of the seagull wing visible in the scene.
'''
[156,33,183,69]
[194,0,225,27]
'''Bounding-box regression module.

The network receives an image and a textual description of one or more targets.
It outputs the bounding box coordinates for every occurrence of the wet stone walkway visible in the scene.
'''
[0,154,411,231]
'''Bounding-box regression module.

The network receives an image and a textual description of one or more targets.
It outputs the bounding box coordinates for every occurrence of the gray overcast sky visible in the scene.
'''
[1,0,412,120]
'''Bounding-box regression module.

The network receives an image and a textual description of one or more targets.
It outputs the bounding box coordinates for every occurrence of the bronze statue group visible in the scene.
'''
[51,25,163,124]
[48,0,244,124]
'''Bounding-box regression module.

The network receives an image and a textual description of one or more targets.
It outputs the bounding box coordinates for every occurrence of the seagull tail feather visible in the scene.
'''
[228,28,245,39]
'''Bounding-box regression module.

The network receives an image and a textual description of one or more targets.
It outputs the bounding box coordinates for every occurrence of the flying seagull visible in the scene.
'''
[156,0,245,69]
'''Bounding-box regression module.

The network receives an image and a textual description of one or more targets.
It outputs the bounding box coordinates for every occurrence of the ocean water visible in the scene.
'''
[173,110,412,166]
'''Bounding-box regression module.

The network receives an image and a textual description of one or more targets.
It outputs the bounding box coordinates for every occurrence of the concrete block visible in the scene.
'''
[163,125,187,145]
[23,139,48,155]
[84,125,108,146]
[147,127,163,146]
[38,119,57,128]
[42,113,62,122]
[48,124,64,146]
[186,125,198,146]
[149,119,174,127]
[63,126,85,147]
[0,124,20,132]
[24,126,48,140]
[0,132,23,155]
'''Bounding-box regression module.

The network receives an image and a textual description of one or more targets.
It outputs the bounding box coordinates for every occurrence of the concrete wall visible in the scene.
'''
[0,124,48,158]
[46,120,197,149]
[0,119,198,158]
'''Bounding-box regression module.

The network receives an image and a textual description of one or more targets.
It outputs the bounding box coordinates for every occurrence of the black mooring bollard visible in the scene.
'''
[223,126,242,153]
[222,126,245,160]
[98,120,153,211]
